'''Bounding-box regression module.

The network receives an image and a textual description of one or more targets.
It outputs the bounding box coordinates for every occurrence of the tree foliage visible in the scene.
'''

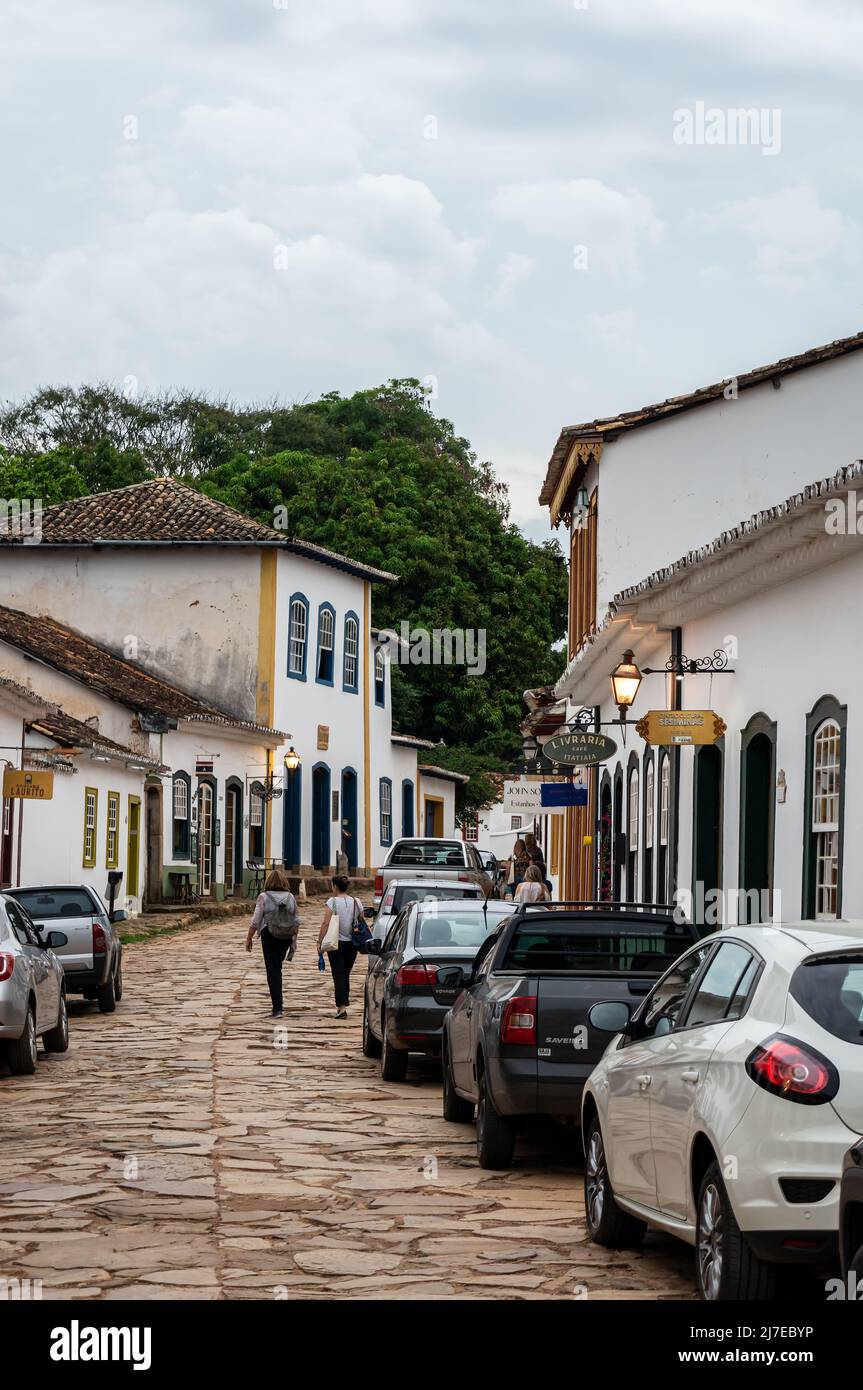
[0,379,567,786]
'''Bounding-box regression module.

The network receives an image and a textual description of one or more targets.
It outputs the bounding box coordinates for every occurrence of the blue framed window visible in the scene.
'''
[343,611,359,693]
[380,777,393,847]
[315,602,336,686]
[374,646,386,707]
[401,779,414,837]
[287,593,309,680]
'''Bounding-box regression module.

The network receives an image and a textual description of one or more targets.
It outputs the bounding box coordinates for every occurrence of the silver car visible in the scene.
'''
[368,878,484,943]
[0,893,69,1074]
[6,884,124,1012]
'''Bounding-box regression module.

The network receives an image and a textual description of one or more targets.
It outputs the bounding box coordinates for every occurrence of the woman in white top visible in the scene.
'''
[514,864,551,904]
[317,874,363,1018]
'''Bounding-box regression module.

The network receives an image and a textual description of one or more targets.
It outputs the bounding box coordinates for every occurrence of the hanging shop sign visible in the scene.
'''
[542,730,618,766]
[504,780,562,816]
[636,709,727,746]
[540,782,587,808]
[3,768,54,800]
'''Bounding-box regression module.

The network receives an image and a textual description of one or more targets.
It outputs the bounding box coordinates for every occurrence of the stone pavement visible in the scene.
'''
[0,901,695,1300]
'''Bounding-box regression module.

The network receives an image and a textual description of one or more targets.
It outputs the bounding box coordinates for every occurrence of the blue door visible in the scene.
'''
[312,764,331,870]
[283,765,302,870]
[402,780,414,838]
[341,769,358,869]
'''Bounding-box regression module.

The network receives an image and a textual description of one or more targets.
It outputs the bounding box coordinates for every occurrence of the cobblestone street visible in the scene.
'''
[1,904,695,1301]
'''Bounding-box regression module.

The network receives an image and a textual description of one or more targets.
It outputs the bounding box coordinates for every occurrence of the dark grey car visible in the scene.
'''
[441,902,700,1168]
[362,898,515,1081]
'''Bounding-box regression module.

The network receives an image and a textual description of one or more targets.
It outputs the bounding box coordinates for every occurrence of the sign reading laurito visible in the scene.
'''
[3,768,54,800]
[636,710,727,747]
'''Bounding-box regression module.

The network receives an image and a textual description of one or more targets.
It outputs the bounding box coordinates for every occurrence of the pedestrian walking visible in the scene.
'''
[504,837,530,899]
[245,868,300,1019]
[515,864,551,903]
[318,875,364,1019]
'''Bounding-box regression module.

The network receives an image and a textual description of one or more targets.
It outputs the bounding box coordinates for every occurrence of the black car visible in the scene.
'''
[362,898,517,1081]
[840,1139,863,1283]
[441,901,700,1168]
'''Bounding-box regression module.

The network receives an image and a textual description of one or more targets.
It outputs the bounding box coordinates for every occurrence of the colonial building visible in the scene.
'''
[0,478,459,903]
[540,329,863,923]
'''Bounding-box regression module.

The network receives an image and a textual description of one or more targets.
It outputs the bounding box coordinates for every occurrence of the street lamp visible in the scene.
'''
[283,747,300,773]
[610,650,643,720]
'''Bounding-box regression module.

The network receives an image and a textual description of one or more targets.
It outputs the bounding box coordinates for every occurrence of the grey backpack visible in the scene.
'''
[262,891,300,941]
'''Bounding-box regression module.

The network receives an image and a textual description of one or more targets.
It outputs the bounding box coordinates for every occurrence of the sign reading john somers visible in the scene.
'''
[541,731,618,767]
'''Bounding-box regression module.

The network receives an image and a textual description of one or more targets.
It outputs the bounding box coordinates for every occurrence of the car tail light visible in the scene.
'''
[501,994,537,1045]
[0,952,14,982]
[395,964,438,988]
[374,872,383,896]
[746,1034,839,1105]
[93,921,107,953]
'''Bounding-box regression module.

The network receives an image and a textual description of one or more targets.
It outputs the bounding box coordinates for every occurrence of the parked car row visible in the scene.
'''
[0,884,126,1077]
[360,888,863,1301]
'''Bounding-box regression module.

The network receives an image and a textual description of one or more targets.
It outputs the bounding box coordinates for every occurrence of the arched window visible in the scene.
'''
[657,753,670,903]
[811,716,842,918]
[172,771,191,859]
[288,594,309,679]
[343,612,359,692]
[374,647,386,707]
[802,696,846,920]
[643,756,654,904]
[627,764,639,900]
[316,603,335,685]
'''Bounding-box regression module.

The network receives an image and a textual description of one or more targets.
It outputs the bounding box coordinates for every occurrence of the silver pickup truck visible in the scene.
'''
[373,838,493,908]
[6,884,125,1014]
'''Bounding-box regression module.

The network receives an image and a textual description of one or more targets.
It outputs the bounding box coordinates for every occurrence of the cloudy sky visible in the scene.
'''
[2,0,862,542]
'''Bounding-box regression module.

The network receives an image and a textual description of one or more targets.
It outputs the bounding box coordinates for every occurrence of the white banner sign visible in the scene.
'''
[503,779,569,816]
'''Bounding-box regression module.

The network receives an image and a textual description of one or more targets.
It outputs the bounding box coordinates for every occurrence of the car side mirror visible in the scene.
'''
[366,939,383,956]
[588,1000,633,1035]
[436,965,464,989]
[364,906,377,920]
[45,930,68,950]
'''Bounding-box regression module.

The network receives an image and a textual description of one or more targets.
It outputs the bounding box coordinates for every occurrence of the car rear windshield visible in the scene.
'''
[415,909,504,949]
[393,884,479,912]
[501,921,691,973]
[790,955,863,1046]
[389,840,465,866]
[10,888,98,920]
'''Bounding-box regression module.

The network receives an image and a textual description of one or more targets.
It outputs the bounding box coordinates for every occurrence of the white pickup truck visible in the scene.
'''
[373,837,493,908]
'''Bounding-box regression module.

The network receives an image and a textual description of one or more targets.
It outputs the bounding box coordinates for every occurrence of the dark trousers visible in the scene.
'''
[328,940,358,1008]
[260,927,290,1011]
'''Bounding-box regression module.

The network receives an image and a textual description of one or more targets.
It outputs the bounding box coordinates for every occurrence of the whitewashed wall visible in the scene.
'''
[594,353,863,617]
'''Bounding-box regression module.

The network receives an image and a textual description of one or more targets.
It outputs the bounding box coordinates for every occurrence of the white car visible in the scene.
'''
[581,922,863,1300]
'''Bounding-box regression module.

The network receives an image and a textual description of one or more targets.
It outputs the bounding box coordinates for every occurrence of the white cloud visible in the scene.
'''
[488,252,536,307]
[689,184,860,289]
[491,179,664,278]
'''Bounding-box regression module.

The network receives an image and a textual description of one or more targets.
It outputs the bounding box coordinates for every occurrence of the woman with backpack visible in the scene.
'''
[317,874,365,1019]
[245,868,300,1019]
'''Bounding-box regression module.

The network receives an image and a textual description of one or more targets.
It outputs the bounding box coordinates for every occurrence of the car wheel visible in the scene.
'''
[113,959,123,1002]
[362,990,382,1058]
[476,1073,515,1169]
[696,1161,776,1301]
[42,992,69,1054]
[6,1005,37,1075]
[442,1042,474,1123]
[584,1117,646,1248]
[380,1013,408,1081]
[96,973,117,1014]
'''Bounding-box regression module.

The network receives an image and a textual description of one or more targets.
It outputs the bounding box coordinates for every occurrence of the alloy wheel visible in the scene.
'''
[585,1128,607,1231]
[698,1181,724,1300]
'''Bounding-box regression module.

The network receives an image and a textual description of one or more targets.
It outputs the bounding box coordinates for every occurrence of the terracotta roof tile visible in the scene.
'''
[31,478,280,545]
[0,604,283,739]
